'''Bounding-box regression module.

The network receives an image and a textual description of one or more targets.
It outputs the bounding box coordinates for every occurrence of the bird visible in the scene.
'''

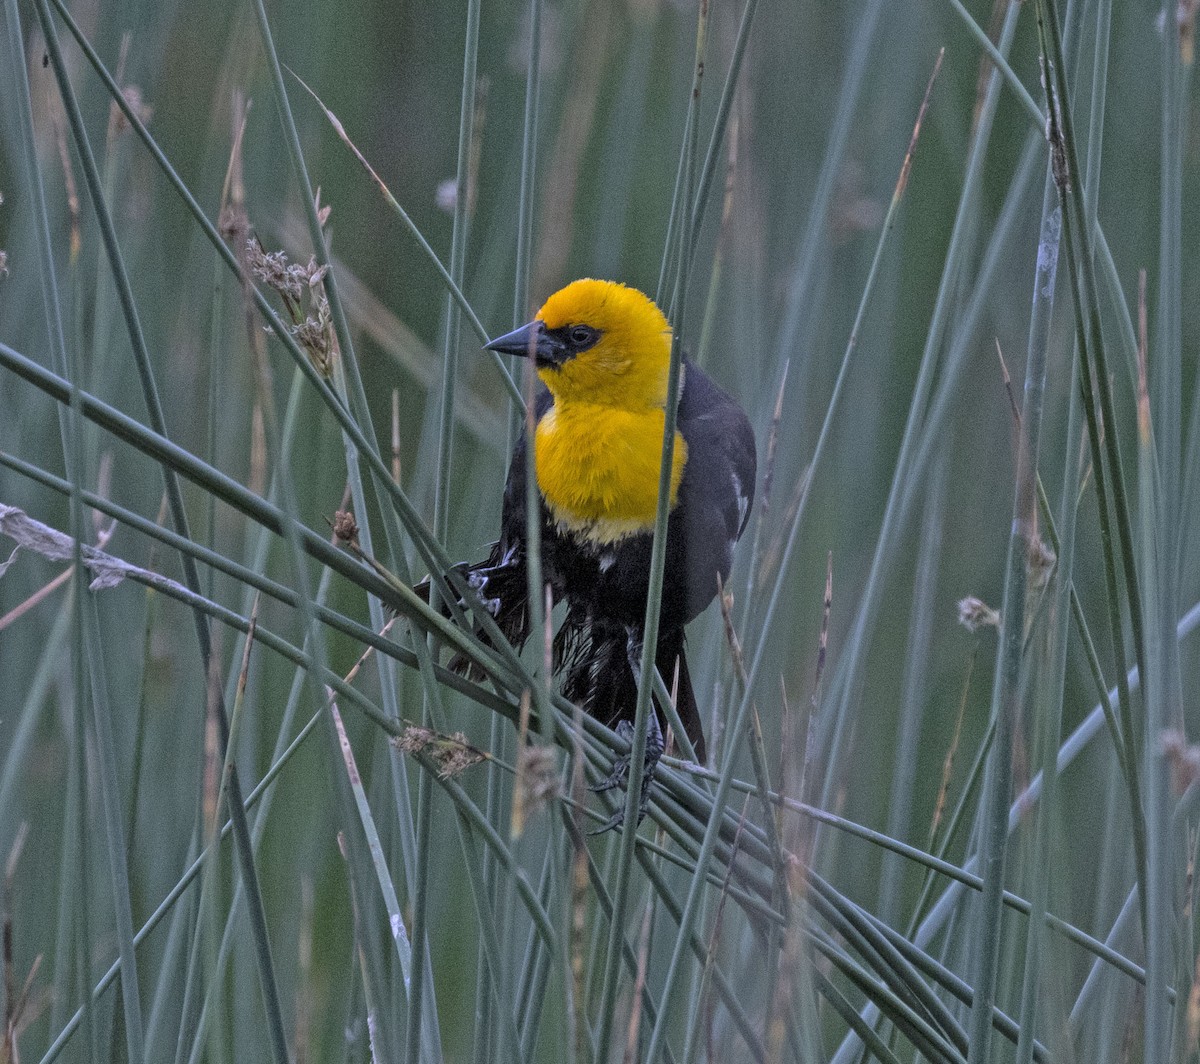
[449,279,756,820]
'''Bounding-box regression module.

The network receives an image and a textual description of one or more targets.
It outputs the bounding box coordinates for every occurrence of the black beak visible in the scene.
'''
[484,320,568,367]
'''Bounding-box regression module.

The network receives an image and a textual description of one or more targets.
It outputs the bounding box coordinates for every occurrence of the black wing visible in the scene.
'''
[498,385,555,557]
[442,385,556,661]
[677,360,756,540]
[670,359,757,625]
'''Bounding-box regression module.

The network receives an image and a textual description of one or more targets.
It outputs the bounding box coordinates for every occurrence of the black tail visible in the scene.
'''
[560,619,706,765]
[418,556,707,765]
[662,638,705,767]
[657,629,706,766]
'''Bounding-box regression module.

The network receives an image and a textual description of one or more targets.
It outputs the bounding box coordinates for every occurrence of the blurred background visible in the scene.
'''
[1,0,1198,1060]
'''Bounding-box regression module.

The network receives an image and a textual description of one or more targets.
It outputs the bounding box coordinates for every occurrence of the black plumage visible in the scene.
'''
[471,358,757,764]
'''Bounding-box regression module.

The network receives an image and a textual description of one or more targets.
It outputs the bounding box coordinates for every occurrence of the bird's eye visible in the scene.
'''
[569,325,596,347]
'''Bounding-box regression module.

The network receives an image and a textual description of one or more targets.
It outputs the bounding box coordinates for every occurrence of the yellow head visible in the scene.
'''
[486,279,673,409]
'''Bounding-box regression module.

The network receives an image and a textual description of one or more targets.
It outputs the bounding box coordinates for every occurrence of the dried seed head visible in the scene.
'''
[303,257,330,288]
[313,188,333,229]
[435,178,458,213]
[333,509,359,548]
[292,299,334,375]
[516,744,559,808]
[395,725,436,754]
[110,85,153,135]
[247,238,300,300]
[1172,0,1200,65]
[394,727,484,778]
[1163,729,1200,794]
[219,204,249,246]
[1026,538,1056,589]
[246,239,338,374]
[438,731,486,779]
[957,596,1000,633]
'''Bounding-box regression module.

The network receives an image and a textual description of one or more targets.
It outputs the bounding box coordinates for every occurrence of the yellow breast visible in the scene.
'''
[534,402,688,545]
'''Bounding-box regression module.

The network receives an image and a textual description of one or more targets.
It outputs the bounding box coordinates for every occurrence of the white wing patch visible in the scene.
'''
[599,551,617,573]
[732,471,750,534]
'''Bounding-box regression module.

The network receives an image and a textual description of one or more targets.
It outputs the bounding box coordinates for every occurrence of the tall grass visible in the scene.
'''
[1,0,1197,1061]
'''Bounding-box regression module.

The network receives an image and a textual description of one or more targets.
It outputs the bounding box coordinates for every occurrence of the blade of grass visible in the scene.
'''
[3,453,648,809]
[817,5,1021,829]
[330,703,415,988]
[43,0,512,630]
[1014,0,1115,1049]
[1035,0,1151,943]
[1011,191,1071,1064]
[0,451,522,714]
[772,0,885,369]
[684,0,759,276]
[964,103,1063,1064]
[943,0,1043,125]
[481,2,542,1052]
[604,6,710,1059]
[79,593,147,1063]
[877,453,948,926]
[1132,274,1176,1061]
[840,584,1200,1056]
[0,347,531,688]
[4,0,110,1058]
[288,70,521,410]
[32,8,297,1057]
[246,0,453,961]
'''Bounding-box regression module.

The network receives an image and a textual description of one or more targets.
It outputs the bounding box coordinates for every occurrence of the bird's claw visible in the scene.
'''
[466,573,505,617]
[590,806,631,835]
[589,717,664,834]
[467,553,520,617]
[589,721,640,792]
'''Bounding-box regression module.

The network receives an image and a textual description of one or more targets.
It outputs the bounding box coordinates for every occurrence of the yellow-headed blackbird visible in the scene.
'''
[460,279,756,785]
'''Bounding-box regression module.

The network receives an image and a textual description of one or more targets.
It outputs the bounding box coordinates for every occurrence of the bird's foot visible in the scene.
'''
[589,715,665,834]
[466,549,520,617]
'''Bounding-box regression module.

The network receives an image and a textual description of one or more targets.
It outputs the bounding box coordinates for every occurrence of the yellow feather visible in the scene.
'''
[536,279,673,409]
[530,280,688,541]
[535,404,687,542]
